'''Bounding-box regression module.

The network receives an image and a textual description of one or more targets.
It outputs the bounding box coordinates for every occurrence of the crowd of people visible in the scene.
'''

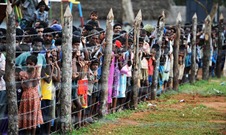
[0,0,226,135]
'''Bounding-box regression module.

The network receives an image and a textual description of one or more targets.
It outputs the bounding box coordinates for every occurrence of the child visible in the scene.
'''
[34,1,49,26]
[18,55,43,134]
[86,11,100,28]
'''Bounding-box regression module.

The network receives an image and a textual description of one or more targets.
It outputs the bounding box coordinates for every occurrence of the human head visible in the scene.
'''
[90,59,99,71]
[26,55,38,72]
[113,23,122,34]
[90,11,98,21]
[43,27,55,45]
[32,37,44,54]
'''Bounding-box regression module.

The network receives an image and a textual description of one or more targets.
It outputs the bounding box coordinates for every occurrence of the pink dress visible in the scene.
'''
[108,52,115,104]
[18,71,43,129]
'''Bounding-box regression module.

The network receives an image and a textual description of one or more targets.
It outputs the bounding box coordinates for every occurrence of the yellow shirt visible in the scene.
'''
[41,74,53,100]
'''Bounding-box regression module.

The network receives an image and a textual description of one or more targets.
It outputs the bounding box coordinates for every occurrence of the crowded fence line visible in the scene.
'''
[0,2,226,135]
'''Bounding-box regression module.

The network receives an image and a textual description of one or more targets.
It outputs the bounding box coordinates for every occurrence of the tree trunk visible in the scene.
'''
[151,11,165,100]
[202,15,212,80]
[190,13,197,84]
[99,9,114,117]
[173,13,182,91]
[131,10,142,109]
[216,13,224,78]
[60,6,73,133]
[5,2,18,135]
[122,0,134,25]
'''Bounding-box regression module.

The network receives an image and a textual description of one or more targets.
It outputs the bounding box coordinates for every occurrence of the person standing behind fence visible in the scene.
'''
[40,50,54,135]
[18,55,43,135]
[34,0,49,26]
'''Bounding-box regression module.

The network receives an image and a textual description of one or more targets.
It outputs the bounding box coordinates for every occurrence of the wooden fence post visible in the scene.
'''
[190,13,197,84]
[100,9,114,117]
[173,12,182,91]
[132,10,142,109]
[202,15,212,80]
[151,11,165,100]
[5,2,18,135]
[60,6,72,132]
[216,13,224,78]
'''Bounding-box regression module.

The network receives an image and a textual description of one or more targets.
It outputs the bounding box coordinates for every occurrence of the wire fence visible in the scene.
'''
[1,17,226,135]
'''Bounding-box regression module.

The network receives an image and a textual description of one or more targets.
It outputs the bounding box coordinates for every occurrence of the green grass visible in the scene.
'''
[179,77,226,96]
[71,78,226,135]
[97,103,225,135]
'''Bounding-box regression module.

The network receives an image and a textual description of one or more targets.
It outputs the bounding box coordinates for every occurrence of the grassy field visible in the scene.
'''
[72,77,226,135]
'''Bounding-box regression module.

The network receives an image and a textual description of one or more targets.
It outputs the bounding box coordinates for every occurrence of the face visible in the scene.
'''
[26,59,36,72]
[91,63,98,71]
[51,50,58,62]
[99,32,105,40]
[90,14,98,20]
[44,34,53,45]
[33,41,43,53]
[23,32,32,43]
[82,28,89,36]
[90,35,99,45]
[39,5,45,12]
[114,26,122,34]
[72,42,80,56]
[36,28,44,38]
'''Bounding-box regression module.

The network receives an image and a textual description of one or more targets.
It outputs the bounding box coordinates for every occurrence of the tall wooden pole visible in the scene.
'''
[132,10,142,109]
[202,15,212,80]
[190,13,197,84]
[5,2,18,135]
[60,6,72,132]
[173,12,182,91]
[122,0,134,25]
[151,11,165,100]
[216,13,224,78]
[100,9,114,117]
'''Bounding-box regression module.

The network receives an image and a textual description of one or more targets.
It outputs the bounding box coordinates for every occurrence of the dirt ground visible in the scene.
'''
[88,94,226,135]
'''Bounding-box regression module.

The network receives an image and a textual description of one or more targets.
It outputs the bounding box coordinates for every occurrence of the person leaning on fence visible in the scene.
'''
[40,50,55,135]
[71,36,84,128]
[18,55,43,135]
[86,59,99,123]
[16,37,47,73]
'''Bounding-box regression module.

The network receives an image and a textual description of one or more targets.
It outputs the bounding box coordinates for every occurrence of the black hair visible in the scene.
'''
[96,27,104,33]
[19,44,30,52]
[32,37,44,44]
[43,27,55,37]
[72,36,81,44]
[24,27,38,35]
[16,28,24,41]
[113,23,122,29]
[55,39,62,46]
[87,20,99,28]
[90,10,98,16]
[26,55,38,65]
[84,24,94,31]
